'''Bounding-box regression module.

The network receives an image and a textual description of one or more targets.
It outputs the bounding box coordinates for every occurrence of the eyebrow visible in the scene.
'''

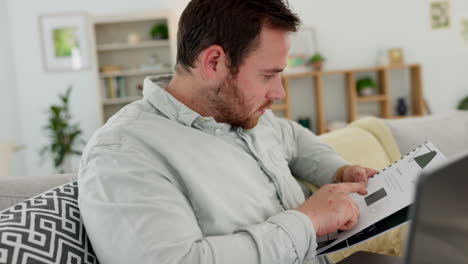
[261,68,284,73]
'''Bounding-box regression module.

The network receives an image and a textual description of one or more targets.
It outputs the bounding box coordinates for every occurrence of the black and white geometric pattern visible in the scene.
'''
[0,182,99,264]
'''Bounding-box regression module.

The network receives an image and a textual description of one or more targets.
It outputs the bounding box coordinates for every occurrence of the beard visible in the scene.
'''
[207,75,271,129]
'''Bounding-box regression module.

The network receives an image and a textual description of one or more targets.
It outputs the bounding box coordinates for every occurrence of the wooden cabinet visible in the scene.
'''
[278,64,425,134]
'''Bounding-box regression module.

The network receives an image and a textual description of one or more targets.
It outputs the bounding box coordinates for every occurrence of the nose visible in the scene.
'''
[266,78,286,101]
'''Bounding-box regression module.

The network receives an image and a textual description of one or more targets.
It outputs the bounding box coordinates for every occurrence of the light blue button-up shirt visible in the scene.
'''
[78,75,350,264]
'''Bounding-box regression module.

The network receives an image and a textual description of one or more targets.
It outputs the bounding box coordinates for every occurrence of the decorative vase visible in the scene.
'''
[396,97,408,116]
[359,87,375,96]
[312,61,323,71]
[297,117,311,130]
[127,33,141,44]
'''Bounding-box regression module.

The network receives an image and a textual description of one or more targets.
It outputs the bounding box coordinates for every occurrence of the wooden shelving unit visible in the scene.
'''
[279,64,425,134]
[90,11,177,124]
[102,96,143,106]
[99,68,172,78]
[97,40,170,51]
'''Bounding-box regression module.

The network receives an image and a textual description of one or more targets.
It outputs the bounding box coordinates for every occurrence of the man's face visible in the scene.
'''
[210,27,289,129]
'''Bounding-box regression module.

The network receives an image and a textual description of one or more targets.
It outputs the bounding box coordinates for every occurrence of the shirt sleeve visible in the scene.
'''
[276,118,351,187]
[78,142,320,264]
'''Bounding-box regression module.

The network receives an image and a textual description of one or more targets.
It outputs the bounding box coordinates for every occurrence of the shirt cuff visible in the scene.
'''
[268,210,318,263]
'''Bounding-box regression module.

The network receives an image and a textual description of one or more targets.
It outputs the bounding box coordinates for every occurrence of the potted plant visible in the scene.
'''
[150,23,169,40]
[309,52,325,71]
[356,77,378,96]
[458,96,468,110]
[40,87,83,173]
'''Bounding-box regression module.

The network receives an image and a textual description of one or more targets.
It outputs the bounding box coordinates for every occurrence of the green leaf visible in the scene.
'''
[458,96,468,110]
[40,86,85,171]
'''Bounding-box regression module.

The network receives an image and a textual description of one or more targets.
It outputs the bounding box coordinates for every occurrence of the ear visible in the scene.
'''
[198,45,229,80]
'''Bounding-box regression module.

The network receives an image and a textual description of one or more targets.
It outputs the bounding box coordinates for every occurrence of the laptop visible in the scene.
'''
[338,151,468,264]
[404,150,468,263]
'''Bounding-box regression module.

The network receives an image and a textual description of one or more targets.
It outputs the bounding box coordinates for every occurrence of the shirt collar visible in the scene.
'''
[142,75,232,132]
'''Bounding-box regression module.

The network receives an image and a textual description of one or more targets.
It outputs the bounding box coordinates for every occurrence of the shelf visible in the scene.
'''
[281,64,420,79]
[278,63,424,135]
[271,104,288,110]
[97,40,170,51]
[100,68,172,78]
[386,114,423,120]
[357,95,388,103]
[102,96,142,106]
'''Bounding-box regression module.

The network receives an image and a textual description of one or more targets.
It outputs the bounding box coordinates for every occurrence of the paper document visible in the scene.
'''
[316,141,448,255]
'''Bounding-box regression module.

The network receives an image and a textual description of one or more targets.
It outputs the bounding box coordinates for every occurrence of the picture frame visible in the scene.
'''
[462,19,468,46]
[430,0,451,30]
[39,12,91,72]
[286,26,318,73]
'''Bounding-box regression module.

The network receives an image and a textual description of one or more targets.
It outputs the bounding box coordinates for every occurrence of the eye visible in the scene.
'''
[264,74,275,80]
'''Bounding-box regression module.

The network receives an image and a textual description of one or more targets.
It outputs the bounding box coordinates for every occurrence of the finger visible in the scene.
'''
[339,198,360,231]
[353,200,360,220]
[350,201,360,226]
[336,182,368,195]
[365,168,379,178]
[354,168,369,186]
[339,209,358,230]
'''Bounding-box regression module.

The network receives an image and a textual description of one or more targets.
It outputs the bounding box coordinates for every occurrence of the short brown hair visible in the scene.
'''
[176,0,301,74]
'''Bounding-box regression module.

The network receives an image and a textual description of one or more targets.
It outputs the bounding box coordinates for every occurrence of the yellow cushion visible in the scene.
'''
[320,126,391,171]
[316,118,405,262]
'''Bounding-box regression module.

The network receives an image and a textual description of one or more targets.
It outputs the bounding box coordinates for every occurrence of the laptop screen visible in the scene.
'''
[405,152,468,264]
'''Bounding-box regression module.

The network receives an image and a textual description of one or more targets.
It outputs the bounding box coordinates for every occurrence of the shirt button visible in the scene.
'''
[214,128,223,135]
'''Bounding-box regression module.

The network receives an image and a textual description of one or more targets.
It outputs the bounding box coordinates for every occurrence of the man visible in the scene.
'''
[78,0,378,263]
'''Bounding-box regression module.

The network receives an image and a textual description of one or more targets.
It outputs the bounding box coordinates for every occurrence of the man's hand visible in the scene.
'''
[334,165,379,186]
[295,183,367,236]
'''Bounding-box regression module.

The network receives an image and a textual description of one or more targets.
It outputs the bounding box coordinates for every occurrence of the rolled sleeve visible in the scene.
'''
[237,210,317,264]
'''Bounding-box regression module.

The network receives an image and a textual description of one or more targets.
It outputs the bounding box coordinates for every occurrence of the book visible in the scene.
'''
[104,77,117,99]
[316,141,448,255]
[104,77,128,99]
[116,77,127,98]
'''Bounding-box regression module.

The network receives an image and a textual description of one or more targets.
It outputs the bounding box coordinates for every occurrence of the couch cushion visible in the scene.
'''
[0,174,77,211]
[320,126,392,171]
[0,181,99,264]
[385,111,468,158]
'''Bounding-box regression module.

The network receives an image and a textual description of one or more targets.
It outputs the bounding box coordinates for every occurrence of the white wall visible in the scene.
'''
[0,1,23,175]
[0,2,14,142]
[3,0,468,176]
[4,0,189,176]
[287,0,468,125]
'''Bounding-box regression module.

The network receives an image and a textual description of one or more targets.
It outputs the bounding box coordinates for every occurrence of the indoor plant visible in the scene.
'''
[356,77,378,96]
[150,23,169,40]
[40,87,83,173]
[310,52,325,71]
[458,96,468,110]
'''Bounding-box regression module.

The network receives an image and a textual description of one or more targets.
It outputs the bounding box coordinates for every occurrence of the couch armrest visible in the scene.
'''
[0,173,76,211]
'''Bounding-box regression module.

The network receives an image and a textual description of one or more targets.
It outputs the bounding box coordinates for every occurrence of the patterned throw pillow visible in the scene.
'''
[0,182,99,264]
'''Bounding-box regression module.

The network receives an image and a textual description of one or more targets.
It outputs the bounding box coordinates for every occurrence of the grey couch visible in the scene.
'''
[1,111,467,211]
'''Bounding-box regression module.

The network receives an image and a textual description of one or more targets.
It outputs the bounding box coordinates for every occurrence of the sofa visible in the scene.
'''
[1,111,467,263]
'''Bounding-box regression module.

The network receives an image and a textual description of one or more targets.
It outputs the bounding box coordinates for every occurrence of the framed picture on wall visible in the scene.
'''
[39,13,91,72]
[430,0,451,30]
[285,26,318,73]
[462,19,468,46]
